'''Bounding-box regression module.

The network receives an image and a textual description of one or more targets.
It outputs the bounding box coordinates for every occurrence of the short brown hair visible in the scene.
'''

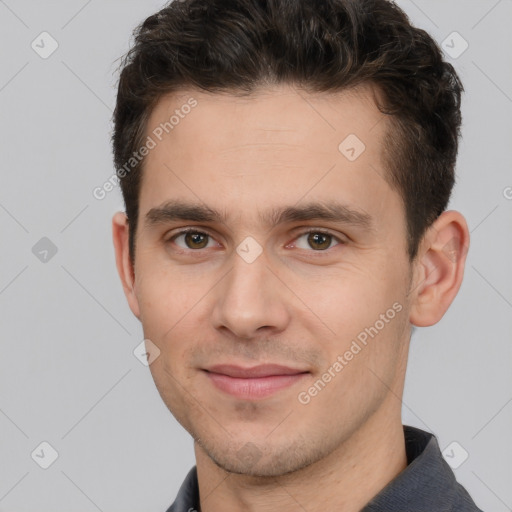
[112,0,463,264]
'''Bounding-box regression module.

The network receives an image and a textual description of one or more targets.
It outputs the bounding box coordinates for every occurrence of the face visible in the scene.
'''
[125,84,414,477]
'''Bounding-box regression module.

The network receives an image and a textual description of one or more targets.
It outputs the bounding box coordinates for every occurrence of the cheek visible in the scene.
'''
[303,263,408,370]
[135,273,194,362]
[302,268,390,333]
[135,256,204,320]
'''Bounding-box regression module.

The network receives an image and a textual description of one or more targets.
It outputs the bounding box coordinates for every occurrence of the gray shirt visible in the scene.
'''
[165,425,483,511]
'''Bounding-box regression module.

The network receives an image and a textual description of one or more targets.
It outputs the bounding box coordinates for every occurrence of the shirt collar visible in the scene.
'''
[362,425,470,511]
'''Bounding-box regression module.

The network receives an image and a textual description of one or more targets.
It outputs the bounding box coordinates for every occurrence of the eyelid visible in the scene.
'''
[166,226,214,239]
[166,227,220,246]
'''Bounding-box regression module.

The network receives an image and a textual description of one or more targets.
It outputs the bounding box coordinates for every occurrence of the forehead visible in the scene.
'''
[146,84,384,151]
[137,84,402,234]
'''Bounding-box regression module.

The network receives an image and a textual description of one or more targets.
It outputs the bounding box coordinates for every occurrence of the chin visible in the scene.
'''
[201,438,322,478]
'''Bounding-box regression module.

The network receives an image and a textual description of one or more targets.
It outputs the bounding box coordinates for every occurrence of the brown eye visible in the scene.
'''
[184,232,209,249]
[292,230,342,251]
[170,230,214,250]
[307,232,332,250]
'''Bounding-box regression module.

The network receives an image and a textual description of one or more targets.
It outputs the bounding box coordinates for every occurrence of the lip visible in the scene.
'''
[202,364,309,400]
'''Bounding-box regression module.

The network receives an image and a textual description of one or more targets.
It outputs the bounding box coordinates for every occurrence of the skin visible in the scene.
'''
[112,83,470,512]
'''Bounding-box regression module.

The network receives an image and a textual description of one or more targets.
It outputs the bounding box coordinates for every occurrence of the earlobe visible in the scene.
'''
[409,210,470,327]
[112,211,141,320]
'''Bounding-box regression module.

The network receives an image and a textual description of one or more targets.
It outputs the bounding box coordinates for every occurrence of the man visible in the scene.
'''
[111,0,482,510]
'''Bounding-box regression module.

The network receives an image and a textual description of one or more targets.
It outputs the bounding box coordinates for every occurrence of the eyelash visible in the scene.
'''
[165,227,345,254]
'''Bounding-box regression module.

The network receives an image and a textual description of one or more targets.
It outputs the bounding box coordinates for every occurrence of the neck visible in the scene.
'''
[194,406,407,512]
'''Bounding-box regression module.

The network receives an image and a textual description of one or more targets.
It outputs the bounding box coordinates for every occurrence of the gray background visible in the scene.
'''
[0,0,511,511]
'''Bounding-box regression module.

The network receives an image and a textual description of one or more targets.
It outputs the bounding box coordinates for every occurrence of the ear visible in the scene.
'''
[409,210,470,327]
[112,211,141,321]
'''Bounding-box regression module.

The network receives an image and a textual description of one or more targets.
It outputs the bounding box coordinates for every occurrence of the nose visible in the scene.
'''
[210,247,291,340]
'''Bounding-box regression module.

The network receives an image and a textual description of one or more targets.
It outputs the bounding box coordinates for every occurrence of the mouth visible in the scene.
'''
[202,364,310,400]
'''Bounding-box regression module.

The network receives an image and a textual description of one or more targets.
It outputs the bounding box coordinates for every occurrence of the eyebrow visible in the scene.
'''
[143,199,374,232]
